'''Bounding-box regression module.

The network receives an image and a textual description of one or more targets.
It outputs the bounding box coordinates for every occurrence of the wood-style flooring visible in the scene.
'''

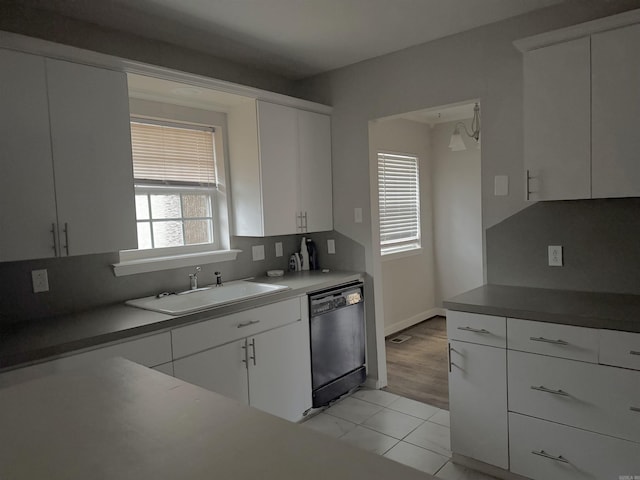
[383,316,449,410]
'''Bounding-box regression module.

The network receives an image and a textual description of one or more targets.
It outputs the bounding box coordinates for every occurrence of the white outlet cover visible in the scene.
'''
[252,245,265,261]
[327,239,336,254]
[32,269,49,293]
[275,242,283,257]
[548,245,563,267]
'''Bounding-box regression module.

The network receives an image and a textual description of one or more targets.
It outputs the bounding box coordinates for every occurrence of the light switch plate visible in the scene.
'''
[354,207,363,223]
[252,245,265,261]
[494,175,509,196]
[275,242,283,257]
[327,239,336,254]
[32,269,49,293]
[548,245,563,266]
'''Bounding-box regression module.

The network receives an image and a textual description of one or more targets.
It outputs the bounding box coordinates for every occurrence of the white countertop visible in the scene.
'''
[0,358,431,480]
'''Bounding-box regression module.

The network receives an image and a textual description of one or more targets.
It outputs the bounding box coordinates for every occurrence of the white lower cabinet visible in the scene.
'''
[173,339,249,404]
[509,412,640,480]
[0,332,172,389]
[173,318,312,422]
[448,339,509,469]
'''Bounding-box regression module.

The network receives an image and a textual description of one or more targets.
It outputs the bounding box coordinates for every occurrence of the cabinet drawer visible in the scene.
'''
[446,311,506,347]
[600,329,640,371]
[509,413,640,480]
[507,318,598,362]
[172,298,301,359]
[508,350,640,443]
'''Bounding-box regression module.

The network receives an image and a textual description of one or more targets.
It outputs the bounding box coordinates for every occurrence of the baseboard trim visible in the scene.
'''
[384,308,446,337]
[451,454,529,480]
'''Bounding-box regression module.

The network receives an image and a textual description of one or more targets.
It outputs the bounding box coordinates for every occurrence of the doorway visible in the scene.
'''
[370,101,483,410]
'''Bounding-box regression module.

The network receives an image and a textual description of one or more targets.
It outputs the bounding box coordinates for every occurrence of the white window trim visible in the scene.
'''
[113,100,235,276]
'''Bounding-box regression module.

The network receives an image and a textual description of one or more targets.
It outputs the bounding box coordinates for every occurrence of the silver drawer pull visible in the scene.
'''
[630,350,640,356]
[529,336,568,345]
[237,320,260,328]
[457,326,490,334]
[531,450,569,464]
[630,407,640,413]
[531,385,569,396]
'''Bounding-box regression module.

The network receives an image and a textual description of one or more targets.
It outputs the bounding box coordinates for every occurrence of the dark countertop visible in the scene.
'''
[0,270,362,370]
[443,284,640,333]
[0,358,432,480]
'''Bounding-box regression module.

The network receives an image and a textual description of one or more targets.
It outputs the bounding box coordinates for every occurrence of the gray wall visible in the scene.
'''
[487,198,640,295]
[0,232,363,324]
[0,2,294,95]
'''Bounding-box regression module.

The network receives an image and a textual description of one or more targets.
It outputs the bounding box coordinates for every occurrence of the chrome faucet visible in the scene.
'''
[215,271,223,287]
[189,266,201,290]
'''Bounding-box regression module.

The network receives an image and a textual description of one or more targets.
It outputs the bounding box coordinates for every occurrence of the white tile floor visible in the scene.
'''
[302,388,498,479]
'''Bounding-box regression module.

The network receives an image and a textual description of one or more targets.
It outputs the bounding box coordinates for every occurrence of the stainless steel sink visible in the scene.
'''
[126,280,289,315]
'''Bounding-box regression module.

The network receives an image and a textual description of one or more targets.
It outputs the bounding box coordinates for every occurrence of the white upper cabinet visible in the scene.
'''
[0,50,58,262]
[298,109,333,233]
[0,50,136,261]
[229,100,333,237]
[523,38,591,201]
[591,23,640,198]
[46,59,136,256]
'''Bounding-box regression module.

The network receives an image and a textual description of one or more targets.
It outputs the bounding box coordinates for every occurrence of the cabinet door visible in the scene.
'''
[0,50,58,262]
[298,110,333,233]
[248,319,312,422]
[46,59,136,256]
[592,23,640,198]
[173,340,249,404]
[257,101,299,236]
[523,38,591,201]
[448,340,508,469]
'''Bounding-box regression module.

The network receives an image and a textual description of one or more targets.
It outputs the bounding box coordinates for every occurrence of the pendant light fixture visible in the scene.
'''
[449,103,480,151]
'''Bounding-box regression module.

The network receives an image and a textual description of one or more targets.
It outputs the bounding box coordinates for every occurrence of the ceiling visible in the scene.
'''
[23,0,563,79]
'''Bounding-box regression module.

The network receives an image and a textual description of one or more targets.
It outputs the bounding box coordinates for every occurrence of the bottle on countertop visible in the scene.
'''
[301,236,310,271]
[306,238,318,270]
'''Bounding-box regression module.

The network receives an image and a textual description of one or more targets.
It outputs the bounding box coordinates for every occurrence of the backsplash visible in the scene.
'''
[0,232,365,323]
[486,198,640,295]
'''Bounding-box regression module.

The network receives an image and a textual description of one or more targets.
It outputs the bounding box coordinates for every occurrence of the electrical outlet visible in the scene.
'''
[32,269,49,293]
[252,245,265,261]
[275,242,283,257]
[327,239,336,254]
[494,175,509,196]
[548,245,563,267]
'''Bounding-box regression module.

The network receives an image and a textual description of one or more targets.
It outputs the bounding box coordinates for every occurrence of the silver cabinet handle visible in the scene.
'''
[630,351,640,356]
[531,450,569,464]
[51,223,58,256]
[303,211,308,232]
[237,320,260,329]
[529,336,568,345]
[531,385,569,396]
[249,338,256,366]
[458,326,490,334]
[447,343,452,373]
[241,339,248,369]
[63,222,70,256]
[630,407,640,413]
[526,169,533,201]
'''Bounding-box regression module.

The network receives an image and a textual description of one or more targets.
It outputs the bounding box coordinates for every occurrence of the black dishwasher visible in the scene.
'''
[309,282,366,407]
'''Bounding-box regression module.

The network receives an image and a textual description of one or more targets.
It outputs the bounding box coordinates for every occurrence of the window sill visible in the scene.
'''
[112,249,242,277]
[381,247,423,262]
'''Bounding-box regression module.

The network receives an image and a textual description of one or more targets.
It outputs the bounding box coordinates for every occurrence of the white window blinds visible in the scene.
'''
[377,152,421,254]
[130,120,216,185]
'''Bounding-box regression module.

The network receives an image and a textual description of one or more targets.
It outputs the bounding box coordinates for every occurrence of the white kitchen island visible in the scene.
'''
[0,358,432,480]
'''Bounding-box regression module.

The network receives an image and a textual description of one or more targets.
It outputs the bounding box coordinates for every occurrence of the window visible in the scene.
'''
[377,152,421,255]
[130,119,218,250]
